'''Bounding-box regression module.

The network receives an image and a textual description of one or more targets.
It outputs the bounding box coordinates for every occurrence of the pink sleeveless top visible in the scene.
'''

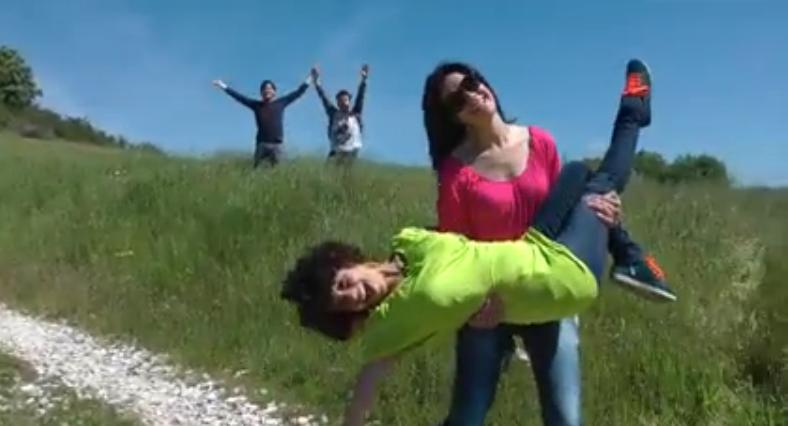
[436,126,561,241]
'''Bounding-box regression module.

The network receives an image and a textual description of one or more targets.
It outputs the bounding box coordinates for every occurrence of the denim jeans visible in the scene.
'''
[444,318,582,426]
[443,96,646,426]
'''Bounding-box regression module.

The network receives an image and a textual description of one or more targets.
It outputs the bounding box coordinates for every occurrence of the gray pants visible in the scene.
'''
[254,142,282,168]
[327,148,359,166]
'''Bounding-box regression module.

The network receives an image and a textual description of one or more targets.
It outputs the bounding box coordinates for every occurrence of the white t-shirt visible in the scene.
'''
[330,111,363,152]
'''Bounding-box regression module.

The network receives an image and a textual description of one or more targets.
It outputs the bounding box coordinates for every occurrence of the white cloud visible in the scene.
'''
[8,2,225,150]
[316,4,400,65]
[35,71,87,119]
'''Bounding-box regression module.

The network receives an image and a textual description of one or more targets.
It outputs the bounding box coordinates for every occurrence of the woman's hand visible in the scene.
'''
[585,191,622,228]
[468,293,505,329]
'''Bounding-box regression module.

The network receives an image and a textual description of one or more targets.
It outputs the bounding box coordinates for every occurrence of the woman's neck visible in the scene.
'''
[466,114,510,151]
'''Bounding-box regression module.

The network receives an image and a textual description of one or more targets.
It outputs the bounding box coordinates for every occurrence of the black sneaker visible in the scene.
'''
[621,58,652,127]
[611,254,677,302]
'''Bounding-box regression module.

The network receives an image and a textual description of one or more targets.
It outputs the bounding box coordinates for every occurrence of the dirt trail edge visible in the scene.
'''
[0,303,324,426]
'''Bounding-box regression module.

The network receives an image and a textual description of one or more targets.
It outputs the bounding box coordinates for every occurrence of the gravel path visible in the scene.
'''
[0,303,323,425]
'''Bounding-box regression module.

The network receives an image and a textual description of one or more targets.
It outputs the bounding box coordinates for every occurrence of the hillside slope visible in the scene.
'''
[0,133,784,425]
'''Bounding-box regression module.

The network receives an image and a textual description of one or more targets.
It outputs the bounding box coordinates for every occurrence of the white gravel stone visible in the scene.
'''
[0,303,323,425]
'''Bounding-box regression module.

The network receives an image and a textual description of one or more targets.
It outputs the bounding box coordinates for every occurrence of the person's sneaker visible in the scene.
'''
[621,58,652,127]
[514,344,531,363]
[611,254,677,302]
[501,339,530,371]
[623,59,651,96]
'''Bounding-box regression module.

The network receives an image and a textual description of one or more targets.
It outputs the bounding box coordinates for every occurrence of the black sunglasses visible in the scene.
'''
[445,73,482,114]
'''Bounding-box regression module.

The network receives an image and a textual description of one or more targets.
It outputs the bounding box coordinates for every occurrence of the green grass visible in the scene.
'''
[0,353,139,425]
[0,132,785,425]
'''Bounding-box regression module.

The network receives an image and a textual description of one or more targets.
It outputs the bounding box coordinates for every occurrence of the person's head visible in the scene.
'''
[421,62,512,171]
[280,241,393,341]
[336,90,352,112]
[260,80,277,101]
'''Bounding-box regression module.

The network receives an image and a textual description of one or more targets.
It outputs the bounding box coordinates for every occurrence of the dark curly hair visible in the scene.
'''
[260,79,277,93]
[421,62,514,172]
[280,241,371,341]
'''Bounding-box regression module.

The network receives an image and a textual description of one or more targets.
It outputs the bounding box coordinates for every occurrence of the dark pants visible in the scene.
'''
[596,99,648,265]
[253,141,282,168]
[534,96,647,279]
[444,97,645,426]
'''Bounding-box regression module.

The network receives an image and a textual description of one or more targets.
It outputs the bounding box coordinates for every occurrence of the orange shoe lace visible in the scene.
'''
[644,254,666,280]
[623,73,650,97]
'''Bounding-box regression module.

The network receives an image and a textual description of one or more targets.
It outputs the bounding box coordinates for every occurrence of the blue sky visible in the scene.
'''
[2,0,786,185]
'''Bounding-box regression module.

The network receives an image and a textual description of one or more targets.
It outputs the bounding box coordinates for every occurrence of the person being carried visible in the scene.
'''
[281,59,670,425]
[212,70,312,168]
[310,64,368,165]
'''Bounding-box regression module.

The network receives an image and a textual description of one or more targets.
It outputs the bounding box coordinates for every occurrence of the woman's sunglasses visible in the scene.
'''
[445,73,482,114]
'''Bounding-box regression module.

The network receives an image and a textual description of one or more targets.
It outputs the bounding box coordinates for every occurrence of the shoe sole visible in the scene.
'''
[611,272,677,302]
[642,60,653,98]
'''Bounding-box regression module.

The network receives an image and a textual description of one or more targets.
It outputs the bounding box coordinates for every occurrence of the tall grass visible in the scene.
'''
[0,133,785,425]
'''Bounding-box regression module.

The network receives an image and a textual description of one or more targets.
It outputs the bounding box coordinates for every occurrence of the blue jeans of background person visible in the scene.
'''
[443,97,645,426]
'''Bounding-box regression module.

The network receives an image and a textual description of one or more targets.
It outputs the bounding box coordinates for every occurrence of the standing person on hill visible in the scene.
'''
[310,64,369,165]
[212,70,312,168]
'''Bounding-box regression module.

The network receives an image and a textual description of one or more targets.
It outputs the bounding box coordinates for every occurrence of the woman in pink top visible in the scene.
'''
[422,61,675,426]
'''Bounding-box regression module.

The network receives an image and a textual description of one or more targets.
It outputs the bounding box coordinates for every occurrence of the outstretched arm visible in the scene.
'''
[344,358,395,426]
[311,66,336,115]
[279,71,311,106]
[212,79,258,109]
[352,64,369,114]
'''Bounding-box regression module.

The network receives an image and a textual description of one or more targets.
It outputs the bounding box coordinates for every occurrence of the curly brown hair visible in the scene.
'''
[280,241,371,341]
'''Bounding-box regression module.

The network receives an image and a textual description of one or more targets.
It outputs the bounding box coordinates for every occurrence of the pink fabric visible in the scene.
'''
[437,126,561,241]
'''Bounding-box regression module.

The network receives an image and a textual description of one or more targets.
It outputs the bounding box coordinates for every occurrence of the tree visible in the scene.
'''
[666,154,730,185]
[584,150,669,181]
[582,149,730,185]
[0,46,42,109]
[633,150,669,181]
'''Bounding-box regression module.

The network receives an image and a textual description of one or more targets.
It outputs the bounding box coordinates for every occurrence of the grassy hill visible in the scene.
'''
[0,132,785,425]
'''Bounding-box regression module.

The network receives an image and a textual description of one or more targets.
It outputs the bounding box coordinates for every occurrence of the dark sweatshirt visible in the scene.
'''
[223,83,309,144]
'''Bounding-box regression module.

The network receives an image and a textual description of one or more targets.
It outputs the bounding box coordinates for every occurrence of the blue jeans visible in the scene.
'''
[443,172,609,426]
[443,96,646,426]
[445,319,582,426]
